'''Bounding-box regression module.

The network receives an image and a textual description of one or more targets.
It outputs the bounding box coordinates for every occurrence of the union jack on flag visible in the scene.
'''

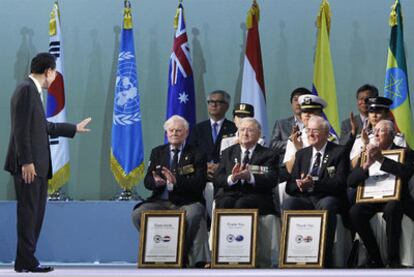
[166,3,196,131]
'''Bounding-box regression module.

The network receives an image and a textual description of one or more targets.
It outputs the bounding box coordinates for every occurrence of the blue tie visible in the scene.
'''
[212,122,218,143]
[310,152,322,177]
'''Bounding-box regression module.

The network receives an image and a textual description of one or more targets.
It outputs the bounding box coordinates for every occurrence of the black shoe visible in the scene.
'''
[15,265,54,273]
[195,261,208,268]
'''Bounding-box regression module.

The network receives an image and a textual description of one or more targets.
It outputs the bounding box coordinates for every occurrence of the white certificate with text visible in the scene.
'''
[144,216,179,263]
[286,216,321,263]
[217,215,252,263]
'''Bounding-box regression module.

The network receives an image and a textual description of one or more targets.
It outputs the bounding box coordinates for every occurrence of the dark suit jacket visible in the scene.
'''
[339,114,363,146]
[347,144,414,220]
[188,118,237,162]
[286,142,349,201]
[214,143,279,214]
[4,78,76,179]
[270,116,295,156]
[144,144,207,206]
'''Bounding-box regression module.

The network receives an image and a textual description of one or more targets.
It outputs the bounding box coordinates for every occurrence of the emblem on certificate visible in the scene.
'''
[138,210,185,268]
[279,210,327,268]
[211,209,258,268]
[356,149,405,203]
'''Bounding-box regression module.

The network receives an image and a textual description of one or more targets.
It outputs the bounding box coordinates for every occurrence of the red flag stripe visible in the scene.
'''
[245,15,265,96]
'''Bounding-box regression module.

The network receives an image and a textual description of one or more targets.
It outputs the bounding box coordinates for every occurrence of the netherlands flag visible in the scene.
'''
[240,0,269,145]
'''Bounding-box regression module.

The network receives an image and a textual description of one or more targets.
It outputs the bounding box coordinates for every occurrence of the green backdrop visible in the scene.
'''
[1,0,413,200]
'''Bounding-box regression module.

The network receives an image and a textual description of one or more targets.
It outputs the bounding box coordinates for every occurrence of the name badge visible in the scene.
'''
[249,165,269,175]
[178,164,195,175]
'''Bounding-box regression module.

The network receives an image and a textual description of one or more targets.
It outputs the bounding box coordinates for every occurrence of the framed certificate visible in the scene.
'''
[279,210,327,268]
[138,210,185,268]
[211,209,258,268]
[356,149,405,203]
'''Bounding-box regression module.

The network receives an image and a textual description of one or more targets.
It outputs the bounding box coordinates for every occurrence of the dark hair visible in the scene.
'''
[290,87,311,103]
[356,84,379,98]
[30,53,56,74]
[208,90,231,104]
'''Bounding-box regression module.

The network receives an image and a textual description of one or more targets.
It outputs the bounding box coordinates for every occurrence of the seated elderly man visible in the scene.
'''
[131,115,207,267]
[284,94,338,174]
[283,115,348,268]
[348,119,414,268]
[214,117,278,215]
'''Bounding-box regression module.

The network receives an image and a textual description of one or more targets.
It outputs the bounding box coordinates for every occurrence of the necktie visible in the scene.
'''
[171,149,180,174]
[310,152,321,176]
[212,122,218,143]
[242,150,250,165]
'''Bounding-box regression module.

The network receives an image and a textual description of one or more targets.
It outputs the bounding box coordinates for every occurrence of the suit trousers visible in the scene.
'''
[131,200,206,265]
[215,192,276,215]
[282,195,340,268]
[349,201,403,265]
[14,175,48,270]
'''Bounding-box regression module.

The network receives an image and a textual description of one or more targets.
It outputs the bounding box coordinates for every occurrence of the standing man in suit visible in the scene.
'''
[348,120,414,268]
[283,115,348,267]
[214,117,279,215]
[188,90,237,181]
[4,53,92,273]
[131,115,208,267]
[270,87,310,157]
[339,84,378,146]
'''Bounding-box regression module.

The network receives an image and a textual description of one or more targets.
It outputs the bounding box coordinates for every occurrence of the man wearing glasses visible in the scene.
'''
[282,115,348,268]
[188,90,237,181]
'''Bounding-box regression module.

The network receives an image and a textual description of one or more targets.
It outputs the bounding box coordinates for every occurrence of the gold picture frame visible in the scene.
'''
[211,209,258,268]
[138,210,186,268]
[356,149,405,203]
[279,210,327,268]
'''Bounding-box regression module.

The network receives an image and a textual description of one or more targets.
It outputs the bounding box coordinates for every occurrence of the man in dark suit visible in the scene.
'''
[270,87,310,157]
[339,84,378,146]
[188,90,237,181]
[283,115,348,268]
[131,115,208,267]
[214,117,279,215]
[347,120,414,268]
[3,53,92,273]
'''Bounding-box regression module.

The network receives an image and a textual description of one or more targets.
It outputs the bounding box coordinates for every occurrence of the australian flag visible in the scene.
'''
[166,3,196,130]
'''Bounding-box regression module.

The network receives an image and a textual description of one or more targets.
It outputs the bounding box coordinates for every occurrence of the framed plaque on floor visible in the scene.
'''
[279,210,327,268]
[356,149,405,203]
[211,209,258,268]
[138,210,185,268]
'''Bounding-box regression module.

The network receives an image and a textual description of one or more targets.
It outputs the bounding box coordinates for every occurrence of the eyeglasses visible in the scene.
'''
[305,128,321,134]
[207,100,226,105]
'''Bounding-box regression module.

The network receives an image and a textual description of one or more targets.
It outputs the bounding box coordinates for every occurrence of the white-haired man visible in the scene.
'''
[131,115,208,267]
[283,115,348,268]
[214,117,279,215]
[348,120,414,268]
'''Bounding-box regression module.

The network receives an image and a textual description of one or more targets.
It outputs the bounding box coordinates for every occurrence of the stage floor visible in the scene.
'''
[0,265,414,277]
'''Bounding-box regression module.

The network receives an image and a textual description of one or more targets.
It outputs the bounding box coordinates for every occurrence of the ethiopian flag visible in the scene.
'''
[384,0,414,149]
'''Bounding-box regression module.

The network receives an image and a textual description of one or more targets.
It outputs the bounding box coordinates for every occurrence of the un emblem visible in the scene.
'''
[384,68,408,109]
[113,51,141,126]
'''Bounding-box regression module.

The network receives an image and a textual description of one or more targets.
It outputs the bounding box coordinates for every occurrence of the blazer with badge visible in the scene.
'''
[347,144,414,220]
[286,142,349,200]
[144,144,207,206]
[214,143,279,214]
[4,78,76,179]
[188,118,237,162]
